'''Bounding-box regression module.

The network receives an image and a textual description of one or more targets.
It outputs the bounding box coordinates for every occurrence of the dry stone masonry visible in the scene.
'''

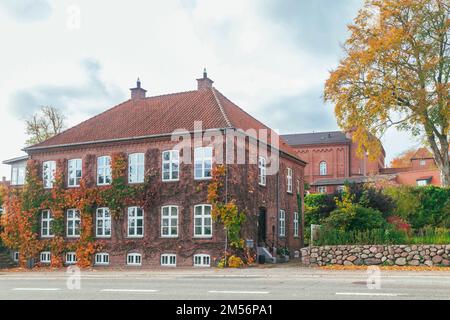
[300,244,450,267]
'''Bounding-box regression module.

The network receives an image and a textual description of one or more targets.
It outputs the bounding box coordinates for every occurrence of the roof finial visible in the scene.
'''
[203,68,207,79]
[137,77,141,88]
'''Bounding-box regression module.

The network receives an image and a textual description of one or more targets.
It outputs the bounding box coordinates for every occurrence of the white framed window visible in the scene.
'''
[336,185,346,193]
[41,210,54,238]
[97,156,112,185]
[194,147,212,179]
[161,254,176,267]
[319,161,327,176]
[194,204,212,238]
[162,150,180,181]
[279,210,286,237]
[161,206,178,237]
[65,252,77,265]
[40,251,51,264]
[194,254,211,267]
[258,156,267,186]
[417,179,429,186]
[317,186,327,194]
[127,207,144,237]
[129,153,145,184]
[43,161,56,188]
[287,168,293,193]
[296,179,301,194]
[419,159,426,166]
[11,165,26,186]
[96,208,111,238]
[293,212,299,237]
[67,209,81,237]
[67,159,82,187]
[13,251,19,262]
[94,253,110,265]
[127,253,142,266]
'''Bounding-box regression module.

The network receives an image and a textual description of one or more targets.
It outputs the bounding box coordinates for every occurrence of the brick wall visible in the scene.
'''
[28,133,305,267]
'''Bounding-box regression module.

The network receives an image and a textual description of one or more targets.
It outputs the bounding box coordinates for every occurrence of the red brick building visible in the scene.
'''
[4,72,306,267]
[282,131,385,193]
[380,148,442,186]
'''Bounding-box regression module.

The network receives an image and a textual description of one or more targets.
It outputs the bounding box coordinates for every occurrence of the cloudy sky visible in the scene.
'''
[0,0,421,178]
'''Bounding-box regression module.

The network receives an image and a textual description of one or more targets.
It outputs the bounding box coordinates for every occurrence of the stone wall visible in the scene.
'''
[300,244,450,267]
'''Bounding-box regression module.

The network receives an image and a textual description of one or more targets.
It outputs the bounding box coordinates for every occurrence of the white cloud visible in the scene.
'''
[0,0,418,179]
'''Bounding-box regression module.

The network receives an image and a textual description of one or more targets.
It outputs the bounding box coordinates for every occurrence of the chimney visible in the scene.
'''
[130,78,147,100]
[197,68,214,90]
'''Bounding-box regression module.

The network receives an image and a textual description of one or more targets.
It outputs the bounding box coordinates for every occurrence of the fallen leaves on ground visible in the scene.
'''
[320,265,449,272]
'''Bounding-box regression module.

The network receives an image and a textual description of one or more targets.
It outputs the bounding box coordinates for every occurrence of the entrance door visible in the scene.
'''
[257,208,267,245]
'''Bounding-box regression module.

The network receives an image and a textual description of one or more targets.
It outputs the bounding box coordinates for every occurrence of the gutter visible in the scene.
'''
[24,128,307,165]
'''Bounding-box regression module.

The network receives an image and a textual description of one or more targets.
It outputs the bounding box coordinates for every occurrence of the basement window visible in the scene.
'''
[65,252,77,265]
[161,254,177,267]
[40,252,51,264]
[95,253,110,266]
[127,253,142,266]
[193,254,211,267]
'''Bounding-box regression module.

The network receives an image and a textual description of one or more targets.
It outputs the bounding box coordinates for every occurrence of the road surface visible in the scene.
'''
[0,266,449,300]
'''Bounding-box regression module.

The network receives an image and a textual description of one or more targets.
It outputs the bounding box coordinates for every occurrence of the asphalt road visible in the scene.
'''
[0,267,449,300]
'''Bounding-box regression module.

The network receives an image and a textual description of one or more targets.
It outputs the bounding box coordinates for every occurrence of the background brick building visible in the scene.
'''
[282,131,385,193]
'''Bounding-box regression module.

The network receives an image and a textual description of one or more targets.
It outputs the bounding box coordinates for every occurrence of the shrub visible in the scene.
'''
[228,255,244,268]
[276,247,290,256]
[384,186,450,229]
[325,205,387,232]
[304,193,337,226]
[348,183,395,217]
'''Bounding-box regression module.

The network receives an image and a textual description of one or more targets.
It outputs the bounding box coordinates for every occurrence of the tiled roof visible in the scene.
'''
[311,175,397,186]
[26,88,302,162]
[411,147,433,160]
[281,131,350,146]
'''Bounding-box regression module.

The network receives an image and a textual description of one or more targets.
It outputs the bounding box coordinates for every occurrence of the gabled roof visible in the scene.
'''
[281,131,351,146]
[25,87,302,163]
[411,147,433,160]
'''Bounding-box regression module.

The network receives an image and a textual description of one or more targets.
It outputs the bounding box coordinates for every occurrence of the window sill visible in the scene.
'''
[193,236,213,240]
[194,177,212,181]
[95,236,112,239]
[126,236,144,239]
[162,179,180,183]
[161,236,179,239]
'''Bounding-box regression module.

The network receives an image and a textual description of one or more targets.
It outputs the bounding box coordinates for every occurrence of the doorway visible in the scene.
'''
[257,207,267,245]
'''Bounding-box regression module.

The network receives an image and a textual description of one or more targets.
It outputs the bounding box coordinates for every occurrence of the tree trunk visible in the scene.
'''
[439,157,450,187]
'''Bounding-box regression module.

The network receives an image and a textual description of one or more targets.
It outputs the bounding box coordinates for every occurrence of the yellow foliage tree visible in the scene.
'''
[324,0,449,186]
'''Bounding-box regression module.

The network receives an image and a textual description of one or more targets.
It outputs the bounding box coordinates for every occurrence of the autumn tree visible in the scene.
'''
[25,106,65,146]
[390,148,417,167]
[324,0,449,186]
